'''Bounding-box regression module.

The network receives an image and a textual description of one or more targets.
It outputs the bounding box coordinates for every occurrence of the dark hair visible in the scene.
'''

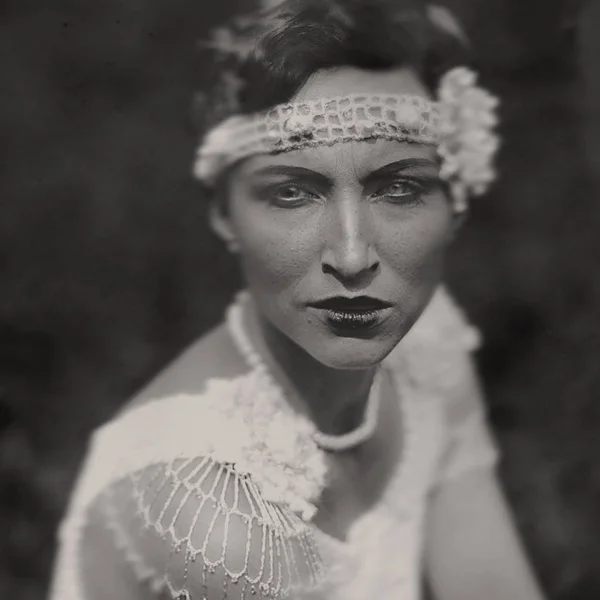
[195,0,471,133]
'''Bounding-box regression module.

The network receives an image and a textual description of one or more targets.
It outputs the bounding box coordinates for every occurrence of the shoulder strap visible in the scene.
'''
[63,377,254,526]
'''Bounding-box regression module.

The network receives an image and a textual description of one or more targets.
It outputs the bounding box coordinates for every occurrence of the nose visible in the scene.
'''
[321,194,379,282]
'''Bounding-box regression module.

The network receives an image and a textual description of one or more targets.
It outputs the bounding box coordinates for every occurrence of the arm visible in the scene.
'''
[425,468,546,600]
[78,496,150,600]
[424,355,545,600]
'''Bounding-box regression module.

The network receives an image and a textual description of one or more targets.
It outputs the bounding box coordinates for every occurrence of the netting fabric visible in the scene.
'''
[83,456,328,600]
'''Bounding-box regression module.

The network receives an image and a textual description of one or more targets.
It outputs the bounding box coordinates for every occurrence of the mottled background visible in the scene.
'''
[1,0,599,598]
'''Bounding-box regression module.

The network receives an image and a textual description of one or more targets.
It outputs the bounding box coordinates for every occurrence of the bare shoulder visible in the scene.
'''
[119,323,249,416]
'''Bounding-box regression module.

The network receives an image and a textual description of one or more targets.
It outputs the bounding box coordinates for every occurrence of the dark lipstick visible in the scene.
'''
[308,296,393,331]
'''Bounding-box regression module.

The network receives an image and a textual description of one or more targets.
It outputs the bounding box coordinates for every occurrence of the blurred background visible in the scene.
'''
[1,0,599,598]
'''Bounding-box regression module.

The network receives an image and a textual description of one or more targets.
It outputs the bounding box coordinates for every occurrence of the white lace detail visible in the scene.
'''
[99,457,327,599]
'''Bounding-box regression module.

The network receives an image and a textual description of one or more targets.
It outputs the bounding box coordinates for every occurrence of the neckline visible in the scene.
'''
[312,361,417,549]
[226,291,383,452]
[224,291,418,548]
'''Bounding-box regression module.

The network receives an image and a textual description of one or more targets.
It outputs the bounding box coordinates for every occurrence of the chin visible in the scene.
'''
[305,337,398,370]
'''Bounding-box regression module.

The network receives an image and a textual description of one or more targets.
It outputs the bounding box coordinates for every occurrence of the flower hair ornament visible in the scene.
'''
[193,7,500,213]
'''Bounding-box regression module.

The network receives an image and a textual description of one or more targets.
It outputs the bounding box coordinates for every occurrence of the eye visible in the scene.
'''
[374,179,422,201]
[268,183,318,207]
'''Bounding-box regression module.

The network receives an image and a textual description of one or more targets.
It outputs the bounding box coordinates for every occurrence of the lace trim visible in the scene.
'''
[97,456,328,599]
[58,374,328,528]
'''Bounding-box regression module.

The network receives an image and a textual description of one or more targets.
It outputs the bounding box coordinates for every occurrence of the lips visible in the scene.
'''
[308,296,393,311]
[308,296,393,334]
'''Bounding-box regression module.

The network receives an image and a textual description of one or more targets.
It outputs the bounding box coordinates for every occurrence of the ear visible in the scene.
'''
[449,208,468,241]
[209,201,239,253]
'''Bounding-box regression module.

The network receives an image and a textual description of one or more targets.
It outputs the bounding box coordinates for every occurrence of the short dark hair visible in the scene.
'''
[195,0,471,133]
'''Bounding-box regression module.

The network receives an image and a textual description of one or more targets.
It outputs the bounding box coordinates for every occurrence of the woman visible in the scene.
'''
[49,1,546,599]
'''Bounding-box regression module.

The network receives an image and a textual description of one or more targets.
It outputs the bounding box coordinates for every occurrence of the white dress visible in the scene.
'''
[49,286,499,600]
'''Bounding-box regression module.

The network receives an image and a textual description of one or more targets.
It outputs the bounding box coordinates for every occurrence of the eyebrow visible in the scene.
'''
[360,158,440,184]
[249,165,333,187]
[249,157,439,185]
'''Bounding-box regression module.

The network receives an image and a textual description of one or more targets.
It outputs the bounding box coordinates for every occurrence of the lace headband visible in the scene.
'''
[193,67,500,212]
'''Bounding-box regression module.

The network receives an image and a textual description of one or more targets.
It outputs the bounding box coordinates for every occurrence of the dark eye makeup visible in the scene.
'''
[263,182,321,208]
[369,173,442,205]
[247,158,442,208]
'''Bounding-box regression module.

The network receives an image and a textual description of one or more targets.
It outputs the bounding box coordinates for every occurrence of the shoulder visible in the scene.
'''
[386,285,480,388]
[418,287,486,421]
[384,285,488,447]
[118,322,250,416]
[405,285,481,353]
[73,454,328,600]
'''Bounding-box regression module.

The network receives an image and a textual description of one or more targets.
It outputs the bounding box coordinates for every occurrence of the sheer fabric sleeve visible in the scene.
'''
[49,391,328,600]
[78,491,150,600]
[97,458,323,599]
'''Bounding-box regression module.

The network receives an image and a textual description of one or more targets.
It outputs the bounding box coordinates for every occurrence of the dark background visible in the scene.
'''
[1,1,599,598]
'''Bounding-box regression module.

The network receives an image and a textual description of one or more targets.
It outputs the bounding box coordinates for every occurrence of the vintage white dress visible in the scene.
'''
[49,286,499,600]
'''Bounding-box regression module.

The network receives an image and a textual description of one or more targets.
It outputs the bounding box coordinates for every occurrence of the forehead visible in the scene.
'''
[234,66,437,182]
[292,65,431,102]
[239,139,438,183]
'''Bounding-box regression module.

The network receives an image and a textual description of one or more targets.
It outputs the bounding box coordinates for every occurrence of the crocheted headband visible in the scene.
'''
[192,4,500,213]
[193,67,499,212]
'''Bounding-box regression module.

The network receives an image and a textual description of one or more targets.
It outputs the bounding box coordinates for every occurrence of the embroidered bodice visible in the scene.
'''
[49,286,499,600]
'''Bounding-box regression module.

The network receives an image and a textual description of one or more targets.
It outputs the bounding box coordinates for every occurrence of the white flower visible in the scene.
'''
[436,67,500,205]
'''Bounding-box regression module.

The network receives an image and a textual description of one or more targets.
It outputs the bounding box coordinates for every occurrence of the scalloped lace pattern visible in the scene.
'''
[101,456,327,599]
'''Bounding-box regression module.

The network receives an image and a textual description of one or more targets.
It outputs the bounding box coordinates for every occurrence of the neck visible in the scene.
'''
[242,296,376,436]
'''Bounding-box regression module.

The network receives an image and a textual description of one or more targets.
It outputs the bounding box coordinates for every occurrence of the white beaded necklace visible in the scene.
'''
[226,293,383,452]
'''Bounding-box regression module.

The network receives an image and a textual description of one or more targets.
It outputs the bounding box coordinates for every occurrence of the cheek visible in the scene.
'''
[380,203,452,280]
[230,201,320,292]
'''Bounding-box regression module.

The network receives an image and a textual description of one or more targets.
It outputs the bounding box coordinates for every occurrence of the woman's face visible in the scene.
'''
[213,67,455,369]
